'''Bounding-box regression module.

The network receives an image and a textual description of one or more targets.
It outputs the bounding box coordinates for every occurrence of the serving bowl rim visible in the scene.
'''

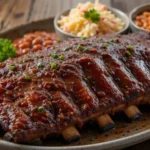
[129,3,150,32]
[0,128,150,150]
[54,7,130,38]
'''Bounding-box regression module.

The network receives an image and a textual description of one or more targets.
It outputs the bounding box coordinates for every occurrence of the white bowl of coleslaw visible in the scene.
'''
[54,1,129,40]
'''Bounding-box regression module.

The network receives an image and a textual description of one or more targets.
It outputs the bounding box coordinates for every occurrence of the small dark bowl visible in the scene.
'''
[129,3,150,32]
[54,8,130,40]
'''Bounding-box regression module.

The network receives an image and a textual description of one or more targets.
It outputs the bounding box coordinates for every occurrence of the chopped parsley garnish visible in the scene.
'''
[35,54,39,58]
[59,55,65,60]
[0,38,16,62]
[84,48,89,52]
[110,39,114,42]
[126,50,131,56]
[9,65,15,71]
[130,74,134,78]
[37,62,44,68]
[37,106,45,113]
[77,45,84,51]
[63,47,68,51]
[84,9,100,23]
[24,75,31,80]
[19,58,23,63]
[82,37,86,40]
[57,40,62,43]
[51,62,57,69]
[51,53,58,59]
[34,106,45,113]
[128,45,134,50]
[103,43,109,47]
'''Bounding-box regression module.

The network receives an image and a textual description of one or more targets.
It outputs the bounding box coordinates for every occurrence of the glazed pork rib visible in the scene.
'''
[0,32,150,144]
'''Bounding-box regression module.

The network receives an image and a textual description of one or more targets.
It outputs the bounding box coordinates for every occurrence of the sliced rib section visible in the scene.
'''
[78,56,124,112]
[59,64,100,119]
[102,53,144,104]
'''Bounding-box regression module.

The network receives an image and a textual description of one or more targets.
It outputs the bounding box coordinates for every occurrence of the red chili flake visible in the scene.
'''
[90,48,97,53]
[18,93,24,98]
[80,43,86,46]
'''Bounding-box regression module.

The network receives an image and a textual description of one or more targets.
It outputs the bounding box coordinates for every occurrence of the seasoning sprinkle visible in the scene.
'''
[103,43,109,47]
[35,54,39,58]
[51,62,57,69]
[128,45,134,50]
[24,75,31,80]
[63,47,68,51]
[126,50,131,56]
[19,58,23,63]
[37,106,45,113]
[9,65,15,71]
[37,62,44,68]
[82,37,86,40]
[130,74,134,78]
[59,55,65,60]
[77,45,84,51]
[110,39,114,42]
[84,48,89,52]
[51,53,58,59]
[57,40,62,43]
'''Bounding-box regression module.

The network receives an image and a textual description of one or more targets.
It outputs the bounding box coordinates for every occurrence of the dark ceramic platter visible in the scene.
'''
[0,18,150,150]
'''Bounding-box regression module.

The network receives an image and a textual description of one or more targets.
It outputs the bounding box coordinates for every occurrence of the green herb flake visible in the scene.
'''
[35,54,39,58]
[37,106,45,113]
[84,9,100,23]
[51,53,58,59]
[82,37,86,40]
[19,58,23,63]
[9,65,15,71]
[110,39,114,42]
[37,62,44,68]
[103,43,109,47]
[63,47,68,51]
[77,45,84,51]
[130,74,134,78]
[59,55,65,60]
[0,38,16,62]
[24,75,31,80]
[128,45,134,50]
[57,40,62,43]
[51,62,57,69]
[84,48,89,52]
[126,50,131,56]
[34,106,45,113]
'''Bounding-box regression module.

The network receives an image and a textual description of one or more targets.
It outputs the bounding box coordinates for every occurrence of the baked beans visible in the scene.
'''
[13,31,58,56]
[135,11,150,31]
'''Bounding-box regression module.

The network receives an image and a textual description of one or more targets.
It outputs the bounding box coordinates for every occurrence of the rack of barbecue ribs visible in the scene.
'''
[0,32,149,144]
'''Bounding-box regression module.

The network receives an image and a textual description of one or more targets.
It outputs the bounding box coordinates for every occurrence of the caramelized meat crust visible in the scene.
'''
[0,32,150,143]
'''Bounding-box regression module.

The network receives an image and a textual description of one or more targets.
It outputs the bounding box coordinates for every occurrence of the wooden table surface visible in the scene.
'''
[0,0,150,150]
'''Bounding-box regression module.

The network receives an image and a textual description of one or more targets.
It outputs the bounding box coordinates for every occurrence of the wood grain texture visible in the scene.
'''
[111,0,150,13]
[0,0,149,31]
[0,0,110,31]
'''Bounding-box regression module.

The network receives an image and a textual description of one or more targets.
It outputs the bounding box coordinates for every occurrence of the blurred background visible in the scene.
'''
[0,0,149,32]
